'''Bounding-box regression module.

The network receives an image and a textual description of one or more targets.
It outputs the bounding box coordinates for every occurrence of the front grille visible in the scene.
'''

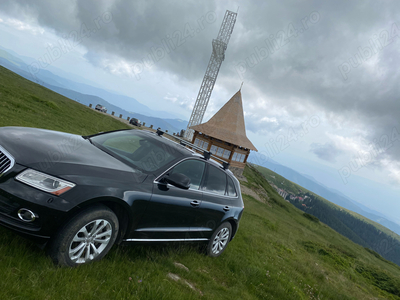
[0,146,15,176]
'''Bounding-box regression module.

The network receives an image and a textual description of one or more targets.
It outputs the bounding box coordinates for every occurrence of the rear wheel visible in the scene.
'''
[206,222,232,257]
[48,205,119,267]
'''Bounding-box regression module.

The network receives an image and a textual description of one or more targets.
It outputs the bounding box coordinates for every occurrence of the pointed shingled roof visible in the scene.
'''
[190,90,258,151]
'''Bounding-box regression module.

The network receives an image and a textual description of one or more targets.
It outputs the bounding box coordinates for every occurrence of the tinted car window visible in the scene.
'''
[170,160,205,190]
[227,176,237,197]
[91,131,181,173]
[202,164,227,195]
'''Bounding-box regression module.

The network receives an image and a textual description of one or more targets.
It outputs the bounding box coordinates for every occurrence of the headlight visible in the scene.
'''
[16,169,75,196]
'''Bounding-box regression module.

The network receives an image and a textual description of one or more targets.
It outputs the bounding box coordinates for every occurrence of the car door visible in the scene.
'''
[133,159,206,241]
[187,163,232,239]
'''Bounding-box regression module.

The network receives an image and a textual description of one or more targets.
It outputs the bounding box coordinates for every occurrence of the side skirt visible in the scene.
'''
[123,238,209,242]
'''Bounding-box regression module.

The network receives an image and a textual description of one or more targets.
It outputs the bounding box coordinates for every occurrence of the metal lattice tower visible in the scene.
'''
[184,10,237,141]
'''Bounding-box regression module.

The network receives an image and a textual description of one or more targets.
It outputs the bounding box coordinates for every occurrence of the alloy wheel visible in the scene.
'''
[69,219,113,264]
[211,227,230,255]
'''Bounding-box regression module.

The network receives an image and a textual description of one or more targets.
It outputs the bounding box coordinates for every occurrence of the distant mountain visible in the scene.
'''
[248,155,400,237]
[250,163,400,266]
[0,51,66,88]
[0,46,105,89]
[0,46,187,126]
[42,83,187,133]
[328,187,389,219]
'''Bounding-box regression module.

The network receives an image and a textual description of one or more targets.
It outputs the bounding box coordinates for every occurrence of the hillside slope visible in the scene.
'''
[0,46,177,119]
[1,66,400,299]
[0,48,187,132]
[0,66,131,133]
[253,163,400,267]
[249,157,400,237]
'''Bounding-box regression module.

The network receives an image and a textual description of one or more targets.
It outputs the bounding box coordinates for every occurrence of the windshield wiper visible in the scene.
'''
[83,136,93,145]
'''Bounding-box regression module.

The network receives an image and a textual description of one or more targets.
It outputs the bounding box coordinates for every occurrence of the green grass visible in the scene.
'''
[253,163,400,243]
[0,66,131,134]
[303,213,320,223]
[251,162,309,195]
[1,66,400,299]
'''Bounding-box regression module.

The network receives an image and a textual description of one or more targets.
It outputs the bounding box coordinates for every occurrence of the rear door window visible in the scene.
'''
[202,164,227,195]
[226,176,237,197]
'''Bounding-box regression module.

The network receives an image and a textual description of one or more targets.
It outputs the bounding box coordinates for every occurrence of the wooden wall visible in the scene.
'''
[192,131,249,169]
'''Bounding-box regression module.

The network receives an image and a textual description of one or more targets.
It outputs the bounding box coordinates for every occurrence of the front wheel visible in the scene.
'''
[206,222,232,257]
[48,205,119,267]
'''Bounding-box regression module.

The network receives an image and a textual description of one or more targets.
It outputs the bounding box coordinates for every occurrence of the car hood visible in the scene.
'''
[0,127,144,181]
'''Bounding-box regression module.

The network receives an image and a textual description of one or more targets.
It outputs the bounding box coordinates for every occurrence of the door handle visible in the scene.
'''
[223,206,230,211]
[190,200,200,207]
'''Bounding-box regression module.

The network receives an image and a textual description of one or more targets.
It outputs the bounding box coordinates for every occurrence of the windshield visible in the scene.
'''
[90,130,182,173]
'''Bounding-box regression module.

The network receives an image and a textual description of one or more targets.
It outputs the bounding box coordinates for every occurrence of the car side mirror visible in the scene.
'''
[164,173,191,189]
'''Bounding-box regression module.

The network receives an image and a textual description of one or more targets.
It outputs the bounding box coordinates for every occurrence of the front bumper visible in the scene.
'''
[0,165,70,244]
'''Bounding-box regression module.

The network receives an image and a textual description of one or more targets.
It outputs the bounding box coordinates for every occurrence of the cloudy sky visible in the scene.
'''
[0,1,399,223]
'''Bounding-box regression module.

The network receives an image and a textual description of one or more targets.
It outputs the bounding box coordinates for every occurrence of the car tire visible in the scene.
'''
[47,204,119,267]
[206,222,232,257]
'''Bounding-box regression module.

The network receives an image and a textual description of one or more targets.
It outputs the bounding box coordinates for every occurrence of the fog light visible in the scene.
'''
[17,208,38,222]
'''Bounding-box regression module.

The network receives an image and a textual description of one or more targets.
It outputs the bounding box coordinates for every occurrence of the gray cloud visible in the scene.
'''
[1,0,400,172]
[310,142,343,163]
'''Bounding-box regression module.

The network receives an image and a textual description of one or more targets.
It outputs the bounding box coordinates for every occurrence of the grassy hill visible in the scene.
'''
[251,162,309,195]
[0,65,131,133]
[253,163,400,239]
[1,66,400,299]
[252,163,400,267]
[250,158,400,238]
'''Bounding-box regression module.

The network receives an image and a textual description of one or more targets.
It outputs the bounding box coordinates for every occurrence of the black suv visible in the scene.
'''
[129,118,141,127]
[0,127,244,266]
